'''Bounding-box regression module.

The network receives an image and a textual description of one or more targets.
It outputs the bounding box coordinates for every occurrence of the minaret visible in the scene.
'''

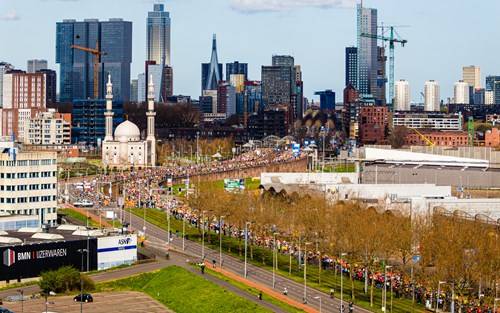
[146,74,156,166]
[104,74,114,142]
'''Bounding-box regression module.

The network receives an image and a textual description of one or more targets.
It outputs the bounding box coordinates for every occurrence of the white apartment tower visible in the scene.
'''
[424,80,441,112]
[454,80,470,104]
[394,80,410,111]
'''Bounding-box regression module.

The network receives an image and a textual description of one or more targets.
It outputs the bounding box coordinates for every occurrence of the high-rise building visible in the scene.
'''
[485,90,494,105]
[26,109,71,145]
[272,55,294,67]
[486,75,500,91]
[345,47,358,87]
[56,18,132,102]
[147,3,171,66]
[217,82,236,116]
[424,80,440,112]
[130,79,138,102]
[229,74,246,93]
[27,59,48,73]
[137,73,146,103]
[244,81,262,115]
[374,46,387,105]
[38,69,57,106]
[394,80,410,111]
[201,34,223,92]
[454,80,470,104]
[161,65,173,100]
[473,88,485,105]
[314,90,336,111]
[261,65,292,108]
[226,61,248,82]
[356,3,378,99]
[462,65,481,89]
[0,62,13,107]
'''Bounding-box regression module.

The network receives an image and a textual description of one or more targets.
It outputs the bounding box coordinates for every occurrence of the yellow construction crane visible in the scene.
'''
[71,41,106,99]
[409,128,435,147]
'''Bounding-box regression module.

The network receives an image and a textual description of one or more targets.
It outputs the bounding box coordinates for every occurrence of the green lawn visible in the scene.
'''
[130,208,425,313]
[97,266,272,313]
[59,208,122,229]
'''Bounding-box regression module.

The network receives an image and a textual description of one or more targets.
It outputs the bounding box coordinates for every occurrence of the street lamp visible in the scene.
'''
[435,281,446,313]
[201,210,207,260]
[219,215,226,268]
[303,242,312,304]
[340,252,348,311]
[314,296,322,313]
[272,231,279,288]
[383,265,392,312]
[244,221,251,278]
[77,248,88,313]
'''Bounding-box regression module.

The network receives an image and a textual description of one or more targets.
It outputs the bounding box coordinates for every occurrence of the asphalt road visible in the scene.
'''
[126,210,373,313]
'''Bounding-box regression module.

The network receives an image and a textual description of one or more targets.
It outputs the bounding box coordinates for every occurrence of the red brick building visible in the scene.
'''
[485,128,500,148]
[358,106,389,144]
[406,131,469,147]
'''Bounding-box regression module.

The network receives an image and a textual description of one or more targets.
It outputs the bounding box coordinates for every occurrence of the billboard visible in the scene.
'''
[97,234,137,270]
[0,239,97,281]
[224,179,245,192]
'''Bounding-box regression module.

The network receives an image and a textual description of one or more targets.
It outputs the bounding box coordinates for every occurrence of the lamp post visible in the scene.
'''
[166,207,171,247]
[383,265,392,312]
[314,296,322,313]
[340,252,348,312]
[201,210,207,260]
[303,242,312,303]
[77,248,88,313]
[219,215,225,268]
[182,213,186,251]
[244,221,251,277]
[273,231,279,288]
[435,281,446,313]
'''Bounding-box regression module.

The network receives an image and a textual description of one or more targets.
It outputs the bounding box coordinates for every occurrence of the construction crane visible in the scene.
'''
[71,41,106,99]
[361,26,408,107]
[409,128,435,147]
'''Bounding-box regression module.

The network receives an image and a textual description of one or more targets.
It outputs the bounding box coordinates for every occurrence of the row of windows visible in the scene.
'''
[0,195,56,203]
[0,207,57,215]
[0,171,57,179]
[0,159,56,166]
[0,184,55,191]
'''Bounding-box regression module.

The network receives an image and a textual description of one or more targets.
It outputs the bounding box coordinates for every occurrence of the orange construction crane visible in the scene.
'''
[71,41,106,99]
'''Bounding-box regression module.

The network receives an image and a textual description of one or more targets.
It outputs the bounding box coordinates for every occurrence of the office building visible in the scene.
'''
[130,79,138,102]
[394,80,410,111]
[202,90,218,113]
[462,65,480,89]
[244,81,262,114]
[262,65,292,108]
[147,3,171,66]
[201,34,223,92]
[0,62,13,108]
[147,63,163,102]
[406,131,469,147]
[137,73,146,103]
[26,109,71,145]
[315,90,336,111]
[229,74,246,93]
[56,18,132,102]
[0,139,58,226]
[38,69,57,106]
[248,109,288,139]
[217,82,236,116]
[345,47,358,87]
[356,3,378,99]
[454,80,470,104]
[27,60,48,73]
[272,55,294,67]
[486,75,500,91]
[226,61,248,82]
[71,98,123,146]
[473,88,485,105]
[199,96,213,114]
[424,80,440,112]
[392,112,463,131]
[374,46,387,105]
[161,65,173,100]
[294,65,302,82]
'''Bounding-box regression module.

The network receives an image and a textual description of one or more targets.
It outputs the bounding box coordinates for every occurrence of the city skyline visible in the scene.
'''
[0,0,498,101]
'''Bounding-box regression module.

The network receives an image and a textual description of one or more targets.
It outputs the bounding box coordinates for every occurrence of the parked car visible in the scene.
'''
[73,294,93,303]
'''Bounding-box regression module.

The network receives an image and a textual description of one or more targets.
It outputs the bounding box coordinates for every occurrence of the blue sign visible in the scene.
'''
[292,143,300,156]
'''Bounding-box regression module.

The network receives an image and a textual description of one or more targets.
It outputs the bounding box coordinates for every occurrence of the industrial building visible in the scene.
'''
[0,225,137,282]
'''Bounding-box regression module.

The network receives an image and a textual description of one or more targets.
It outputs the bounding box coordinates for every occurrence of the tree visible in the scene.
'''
[389,126,408,148]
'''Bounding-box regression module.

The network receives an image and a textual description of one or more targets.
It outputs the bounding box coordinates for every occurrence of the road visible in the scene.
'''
[126,210,373,313]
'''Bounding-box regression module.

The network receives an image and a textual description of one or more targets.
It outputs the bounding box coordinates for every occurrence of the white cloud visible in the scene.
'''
[0,10,20,21]
[230,0,356,13]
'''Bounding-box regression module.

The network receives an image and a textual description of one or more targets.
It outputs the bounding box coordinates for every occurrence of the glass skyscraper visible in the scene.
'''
[56,18,132,102]
[226,61,248,81]
[356,3,378,100]
[345,47,358,87]
[147,3,171,66]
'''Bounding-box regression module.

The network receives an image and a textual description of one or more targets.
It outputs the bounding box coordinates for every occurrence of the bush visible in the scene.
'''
[38,266,94,294]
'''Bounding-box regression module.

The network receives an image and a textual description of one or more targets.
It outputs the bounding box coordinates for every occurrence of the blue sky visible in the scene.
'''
[0,0,497,102]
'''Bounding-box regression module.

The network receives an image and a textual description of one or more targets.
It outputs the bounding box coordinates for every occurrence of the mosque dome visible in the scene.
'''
[114,120,140,142]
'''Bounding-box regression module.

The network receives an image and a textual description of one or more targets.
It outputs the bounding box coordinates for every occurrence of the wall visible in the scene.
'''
[97,234,137,270]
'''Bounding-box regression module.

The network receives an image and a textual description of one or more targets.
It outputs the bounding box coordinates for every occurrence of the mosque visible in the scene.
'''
[102,75,156,168]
